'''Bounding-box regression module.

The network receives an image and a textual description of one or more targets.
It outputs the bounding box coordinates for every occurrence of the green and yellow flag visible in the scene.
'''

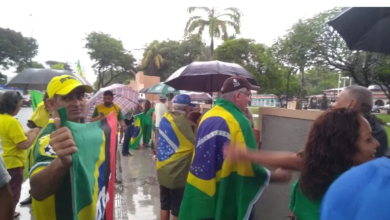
[156,111,196,189]
[77,60,86,78]
[179,99,270,220]
[129,113,144,149]
[30,90,44,111]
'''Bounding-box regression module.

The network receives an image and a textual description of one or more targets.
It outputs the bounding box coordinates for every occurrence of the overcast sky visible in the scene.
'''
[0,0,378,84]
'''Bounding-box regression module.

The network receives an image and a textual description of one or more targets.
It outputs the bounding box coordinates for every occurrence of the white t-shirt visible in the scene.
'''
[155,102,168,127]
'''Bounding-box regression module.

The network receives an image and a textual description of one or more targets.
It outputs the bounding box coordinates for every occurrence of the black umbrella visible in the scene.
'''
[164,61,259,93]
[6,68,93,90]
[139,87,150,93]
[328,7,390,54]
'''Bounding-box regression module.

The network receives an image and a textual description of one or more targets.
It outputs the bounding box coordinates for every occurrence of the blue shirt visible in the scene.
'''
[321,157,390,220]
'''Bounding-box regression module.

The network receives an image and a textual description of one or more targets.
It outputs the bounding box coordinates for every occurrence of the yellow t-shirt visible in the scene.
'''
[0,114,28,169]
[29,104,50,128]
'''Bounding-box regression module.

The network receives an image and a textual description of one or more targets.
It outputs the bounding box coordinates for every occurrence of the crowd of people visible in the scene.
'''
[0,73,389,220]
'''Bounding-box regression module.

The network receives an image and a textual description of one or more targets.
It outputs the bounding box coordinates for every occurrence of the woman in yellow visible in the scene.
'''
[0,91,39,218]
[27,92,50,129]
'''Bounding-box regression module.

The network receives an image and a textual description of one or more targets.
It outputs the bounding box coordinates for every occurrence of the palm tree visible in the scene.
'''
[185,7,242,57]
[141,43,169,76]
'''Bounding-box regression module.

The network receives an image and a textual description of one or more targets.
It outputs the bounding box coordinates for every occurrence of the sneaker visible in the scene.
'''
[20,195,32,205]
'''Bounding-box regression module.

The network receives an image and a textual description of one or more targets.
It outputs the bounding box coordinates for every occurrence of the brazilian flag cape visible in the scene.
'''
[29,108,117,220]
[156,111,196,189]
[178,99,270,220]
[129,113,145,149]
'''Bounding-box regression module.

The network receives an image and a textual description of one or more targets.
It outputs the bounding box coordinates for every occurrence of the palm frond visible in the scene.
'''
[158,47,171,54]
[187,7,212,14]
[141,50,152,68]
[184,16,202,33]
[223,20,241,34]
[155,55,164,69]
[217,21,228,40]
[188,19,208,34]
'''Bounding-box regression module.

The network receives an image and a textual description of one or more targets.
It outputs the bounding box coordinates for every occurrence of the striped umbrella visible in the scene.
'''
[85,84,138,122]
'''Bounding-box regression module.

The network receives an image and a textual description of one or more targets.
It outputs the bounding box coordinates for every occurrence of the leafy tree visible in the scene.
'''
[214,38,299,100]
[305,67,339,95]
[85,32,136,89]
[93,71,133,88]
[142,36,210,80]
[141,41,169,76]
[16,61,44,72]
[185,7,242,56]
[51,63,64,70]
[272,19,318,108]
[299,8,390,99]
[0,27,39,71]
[45,60,73,72]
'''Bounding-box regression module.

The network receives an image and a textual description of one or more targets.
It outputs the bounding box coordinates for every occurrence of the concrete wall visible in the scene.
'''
[253,108,323,220]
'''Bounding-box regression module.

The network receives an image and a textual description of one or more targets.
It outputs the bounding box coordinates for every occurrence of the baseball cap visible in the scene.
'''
[47,75,93,98]
[159,94,167,99]
[220,76,259,94]
[172,94,191,105]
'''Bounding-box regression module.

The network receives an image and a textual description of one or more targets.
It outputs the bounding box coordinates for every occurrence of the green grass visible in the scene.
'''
[375,114,390,146]
[376,114,390,123]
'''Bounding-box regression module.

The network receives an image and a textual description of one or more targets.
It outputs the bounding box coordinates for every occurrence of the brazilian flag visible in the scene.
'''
[179,99,270,220]
[129,113,144,149]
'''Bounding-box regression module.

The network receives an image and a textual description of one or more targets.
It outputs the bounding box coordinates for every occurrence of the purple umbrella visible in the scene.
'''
[164,61,259,93]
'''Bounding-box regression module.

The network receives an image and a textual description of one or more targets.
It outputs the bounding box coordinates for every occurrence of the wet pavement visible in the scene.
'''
[120,148,160,220]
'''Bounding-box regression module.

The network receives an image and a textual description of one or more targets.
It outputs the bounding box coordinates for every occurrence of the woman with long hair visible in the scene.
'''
[0,91,39,218]
[289,108,379,220]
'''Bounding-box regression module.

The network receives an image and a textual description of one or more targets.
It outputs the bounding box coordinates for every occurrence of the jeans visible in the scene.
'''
[122,125,134,155]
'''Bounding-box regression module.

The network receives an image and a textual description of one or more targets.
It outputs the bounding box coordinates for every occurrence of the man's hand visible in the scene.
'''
[223,142,248,162]
[99,112,105,117]
[49,118,77,167]
[26,128,40,139]
[270,168,292,183]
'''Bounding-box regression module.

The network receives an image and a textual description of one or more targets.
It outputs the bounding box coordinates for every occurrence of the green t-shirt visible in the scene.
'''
[289,180,322,220]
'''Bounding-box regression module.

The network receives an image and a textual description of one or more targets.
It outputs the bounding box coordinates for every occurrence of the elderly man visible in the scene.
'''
[157,94,196,220]
[332,85,388,157]
[29,75,93,219]
[179,76,296,220]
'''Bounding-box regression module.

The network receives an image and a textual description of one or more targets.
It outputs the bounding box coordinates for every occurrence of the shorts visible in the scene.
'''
[159,185,185,217]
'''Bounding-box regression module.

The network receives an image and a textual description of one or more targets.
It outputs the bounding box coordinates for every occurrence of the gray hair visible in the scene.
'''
[220,87,248,102]
[173,103,188,111]
[344,85,373,116]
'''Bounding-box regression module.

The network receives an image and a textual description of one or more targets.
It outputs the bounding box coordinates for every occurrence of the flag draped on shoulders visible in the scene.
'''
[157,111,196,189]
[64,108,117,220]
[129,113,144,149]
[179,99,270,220]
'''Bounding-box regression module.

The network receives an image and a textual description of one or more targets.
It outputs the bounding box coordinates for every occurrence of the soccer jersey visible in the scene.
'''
[29,120,72,220]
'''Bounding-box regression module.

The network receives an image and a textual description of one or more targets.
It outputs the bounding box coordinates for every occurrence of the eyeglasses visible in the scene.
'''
[239,92,252,98]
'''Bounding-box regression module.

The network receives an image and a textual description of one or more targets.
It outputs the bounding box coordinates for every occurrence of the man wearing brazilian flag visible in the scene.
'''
[179,76,295,220]
[29,75,93,220]
[157,94,196,220]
